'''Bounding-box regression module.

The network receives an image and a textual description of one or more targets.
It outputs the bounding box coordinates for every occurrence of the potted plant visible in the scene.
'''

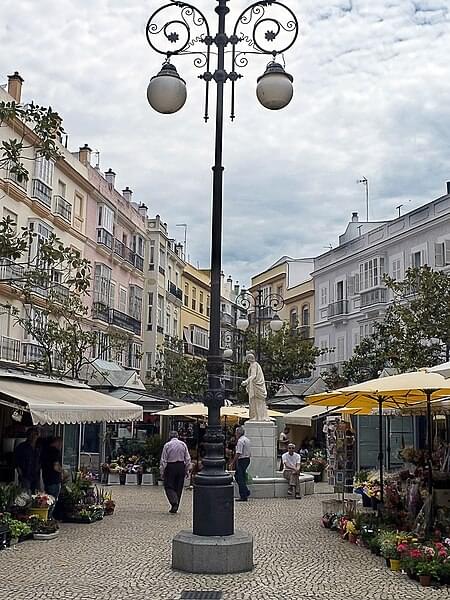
[416,559,439,587]
[1,514,32,546]
[30,517,59,540]
[29,493,55,521]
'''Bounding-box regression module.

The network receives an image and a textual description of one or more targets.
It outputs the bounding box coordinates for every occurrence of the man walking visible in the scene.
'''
[41,436,63,517]
[282,443,302,499]
[232,426,251,502]
[14,427,41,492]
[160,431,191,514]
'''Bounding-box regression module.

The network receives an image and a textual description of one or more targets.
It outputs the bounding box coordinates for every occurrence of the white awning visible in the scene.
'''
[0,375,143,425]
[284,405,331,426]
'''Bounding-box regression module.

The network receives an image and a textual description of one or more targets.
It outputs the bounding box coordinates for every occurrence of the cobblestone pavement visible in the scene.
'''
[1,484,448,600]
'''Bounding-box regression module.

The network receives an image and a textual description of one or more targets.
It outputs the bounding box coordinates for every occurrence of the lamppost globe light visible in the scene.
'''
[256,62,294,110]
[236,317,250,332]
[223,348,233,359]
[269,314,283,332]
[147,62,187,114]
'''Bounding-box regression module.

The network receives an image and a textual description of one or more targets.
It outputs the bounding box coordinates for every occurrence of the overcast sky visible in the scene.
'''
[1,0,450,286]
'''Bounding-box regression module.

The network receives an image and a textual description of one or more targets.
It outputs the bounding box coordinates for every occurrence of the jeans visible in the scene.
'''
[235,458,250,500]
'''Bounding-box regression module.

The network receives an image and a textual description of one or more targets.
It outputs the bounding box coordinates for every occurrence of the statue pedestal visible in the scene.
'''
[244,420,277,478]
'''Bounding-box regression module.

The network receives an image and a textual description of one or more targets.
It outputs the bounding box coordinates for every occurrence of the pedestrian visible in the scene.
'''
[41,436,63,517]
[232,426,251,502]
[282,443,302,499]
[14,427,41,492]
[160,431,191,514]
[278,426,290,469]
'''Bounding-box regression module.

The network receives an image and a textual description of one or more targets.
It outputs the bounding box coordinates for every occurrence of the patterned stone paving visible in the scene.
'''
[0,484,448,600]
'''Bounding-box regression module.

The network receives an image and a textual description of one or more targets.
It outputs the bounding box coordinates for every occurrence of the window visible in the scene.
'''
[175,271,179,287]
[166,310,171,335]
[289,308,298,328]
[435,241,450,267]
[94,263,112,305]
[133,235,144,258]
[173,309,178,338]
[24,306,47,343]
[58,180,66,198]
[192,287,197,311]
[319,285,328,307]
[192,325,208,349]
[149,241,155,265]
[146,352,152,371]
[119,287,128,314]
[319,337,329,364]
[122,233,128,248]
[301,305,309,326]
[277,285,283,297]
[359,257,385,290]
[157,295,164,328]
[168,265,172,283]
[129,285,143,321]
[109,281,116,308]
[184,283,189,307]
[147,292,153,325]
[360,322,374,340]
[74,193,83,217]
[28,220,52,267]
[207,295,210,317]
[352,328,360,350]
[336,336,345,362]
[3,208,17,234]
[392,258,402,280]
[347,273,360,297]
[35,156,54,186]
[97,204,114,233]
[411,251,422,268]
[159,246,166,269]
[199,291,204,314]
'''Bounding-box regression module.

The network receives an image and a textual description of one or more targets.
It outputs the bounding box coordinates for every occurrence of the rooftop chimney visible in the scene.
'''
[234,282,240,296]
[351,212,359,222]
[79,144,91,166]
[138,203,147,217]
[447,181,450,196]
[105,168,116,187]
[122,186,132,202]
[7,72,24,103]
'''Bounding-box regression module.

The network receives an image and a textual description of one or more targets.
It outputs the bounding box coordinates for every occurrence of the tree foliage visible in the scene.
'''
[342,266,450,383]
[149,338,207,401]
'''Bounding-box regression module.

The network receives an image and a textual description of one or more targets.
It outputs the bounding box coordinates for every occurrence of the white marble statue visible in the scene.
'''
[241,353,270,421]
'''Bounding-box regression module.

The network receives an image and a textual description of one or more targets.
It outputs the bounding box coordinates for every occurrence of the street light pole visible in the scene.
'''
[145,0,298,568]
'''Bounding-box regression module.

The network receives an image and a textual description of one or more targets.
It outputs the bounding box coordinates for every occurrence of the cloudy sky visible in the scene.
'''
[1,0,450,285]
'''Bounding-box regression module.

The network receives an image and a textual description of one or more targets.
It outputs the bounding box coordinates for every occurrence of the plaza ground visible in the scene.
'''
[0,484,448,600]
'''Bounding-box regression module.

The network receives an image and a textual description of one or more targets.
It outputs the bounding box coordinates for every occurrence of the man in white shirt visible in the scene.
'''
[282,443,302,499]
[232,426,251,502]
[160,431,191,513]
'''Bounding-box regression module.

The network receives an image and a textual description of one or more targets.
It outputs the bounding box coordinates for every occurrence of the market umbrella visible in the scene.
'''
[306,371,450,500]
[155,403,283,419]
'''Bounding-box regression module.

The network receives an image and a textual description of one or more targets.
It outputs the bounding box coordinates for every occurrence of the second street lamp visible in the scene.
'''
[146,0,298,573]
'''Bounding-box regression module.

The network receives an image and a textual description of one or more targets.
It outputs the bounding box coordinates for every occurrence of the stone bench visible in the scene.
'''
[233,473,314,499]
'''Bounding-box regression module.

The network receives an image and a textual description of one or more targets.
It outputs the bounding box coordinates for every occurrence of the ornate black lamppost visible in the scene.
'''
[235,288,285,362]
[146,0,298,572]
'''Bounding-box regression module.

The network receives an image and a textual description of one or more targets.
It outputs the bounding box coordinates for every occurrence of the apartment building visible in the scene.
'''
[313,189,450,374]
[0,73,146,378]
[181,263,211,358]
[248,256,315,339]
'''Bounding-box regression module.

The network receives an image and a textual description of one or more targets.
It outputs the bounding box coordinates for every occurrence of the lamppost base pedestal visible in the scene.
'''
[172,529,253,574]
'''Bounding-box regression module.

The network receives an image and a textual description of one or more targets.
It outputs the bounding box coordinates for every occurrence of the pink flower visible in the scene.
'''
[439,549,447,558]
[410,549,422,559]
[397,543,409,554]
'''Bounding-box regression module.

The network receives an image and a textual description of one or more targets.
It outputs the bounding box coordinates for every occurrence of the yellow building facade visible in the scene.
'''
[181,263,211,357]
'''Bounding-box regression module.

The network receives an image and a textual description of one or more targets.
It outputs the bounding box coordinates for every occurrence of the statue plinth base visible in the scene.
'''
[244,420,277,478]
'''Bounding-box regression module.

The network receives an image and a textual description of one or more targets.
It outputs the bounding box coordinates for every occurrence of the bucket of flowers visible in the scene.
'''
[29,516,59,540]
[29,493,55,521]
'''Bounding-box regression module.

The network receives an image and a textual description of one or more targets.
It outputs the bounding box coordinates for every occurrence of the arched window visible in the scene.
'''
[301,304,310,326]
[289,307,298,329]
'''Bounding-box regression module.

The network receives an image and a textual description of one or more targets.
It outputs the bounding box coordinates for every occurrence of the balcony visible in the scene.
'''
[220,311,234,326]
[167,281,183,301]
[110,309,141,335]
[32,179,52,208]
[53,195,72,222]
[0,258,24,284]
[0,336,21,362]
[360,287,388,308]
[22,343,44,364]
[96,228,113,250]
[92,302,110,323]
[5,169,27,191]
[134,254,144,272]
[297,325,311,340]
[159,266,165,276]
[327,300,349,318]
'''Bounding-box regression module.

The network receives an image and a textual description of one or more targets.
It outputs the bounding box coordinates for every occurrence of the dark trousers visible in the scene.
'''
[235,457,250,499]
[163,462,185,508]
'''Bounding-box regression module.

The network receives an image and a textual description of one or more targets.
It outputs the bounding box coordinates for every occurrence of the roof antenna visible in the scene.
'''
[357,177,369,221]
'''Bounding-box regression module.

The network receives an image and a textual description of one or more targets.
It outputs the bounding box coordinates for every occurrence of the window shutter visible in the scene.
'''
[445,240,450,266]
[435,242,445,267]
[354,272,360,293]
[347,276,354,298]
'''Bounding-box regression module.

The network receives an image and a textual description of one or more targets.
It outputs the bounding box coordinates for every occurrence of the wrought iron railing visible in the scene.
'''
[53,195,72,222]
[327,300,349,318]
[32,179,52,207]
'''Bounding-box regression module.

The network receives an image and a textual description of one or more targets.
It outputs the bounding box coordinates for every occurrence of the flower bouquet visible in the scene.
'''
[29,493,55,521]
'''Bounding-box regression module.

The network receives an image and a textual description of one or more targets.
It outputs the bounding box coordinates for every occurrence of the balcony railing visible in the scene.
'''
[6,169,27,191]
[92,302,110,323]
[327,300,349,318]
[297,325,311,339]
[32,179,52,207]
[167,281,183,301]
[134,254,144,272]
[360,287,388,308]
[53,195,72,222]
[114,239,125,259]
[110,309,141,335]
[22,343,44,364]
[96,228,113,250]
[0,336,21,362]
[0,258,24,283]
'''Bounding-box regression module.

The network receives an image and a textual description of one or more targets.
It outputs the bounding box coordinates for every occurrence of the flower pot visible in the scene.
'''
[389,559,400,572]
[125,473,138,485]
[107,472,120,485]
[141,473,154,485]
[419,575,431,587]
[29,507,49,521]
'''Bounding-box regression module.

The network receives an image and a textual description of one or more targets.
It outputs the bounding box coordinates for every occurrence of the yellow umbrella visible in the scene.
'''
[306,371,450,500]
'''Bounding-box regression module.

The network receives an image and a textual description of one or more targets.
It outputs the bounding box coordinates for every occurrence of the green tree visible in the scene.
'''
[322,365,348,390]
[149,338,207,400]
[241,324,321,396]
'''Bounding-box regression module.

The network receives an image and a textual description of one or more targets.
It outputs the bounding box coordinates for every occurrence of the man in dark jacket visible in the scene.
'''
[14,427,41,492]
